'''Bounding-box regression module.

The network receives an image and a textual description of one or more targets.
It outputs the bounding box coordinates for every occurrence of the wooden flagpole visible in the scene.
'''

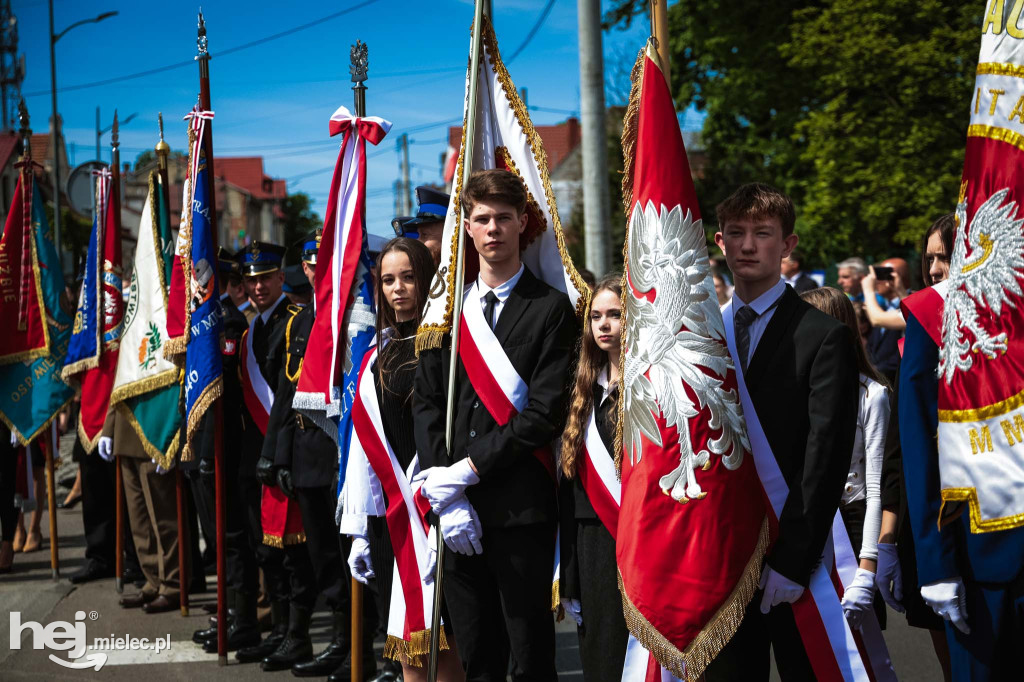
[427,1,486,680]
[46,423,59,579]
[111,111,125,595]
[195,10,228,665]
[650,0,670,89]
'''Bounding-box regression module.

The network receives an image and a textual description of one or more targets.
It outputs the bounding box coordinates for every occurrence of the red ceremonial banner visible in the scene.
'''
[616,43,770,681]
[0,170,49,365]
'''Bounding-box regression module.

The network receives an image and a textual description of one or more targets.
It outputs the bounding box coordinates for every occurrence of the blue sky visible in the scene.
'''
[16,0,698,236]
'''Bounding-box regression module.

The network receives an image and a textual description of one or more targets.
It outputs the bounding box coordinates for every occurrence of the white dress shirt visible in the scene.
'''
[732,278,788,367]
[476,263,525,328]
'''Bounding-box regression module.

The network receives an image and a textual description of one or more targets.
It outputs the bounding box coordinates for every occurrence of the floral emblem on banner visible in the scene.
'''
[138,323,162,370]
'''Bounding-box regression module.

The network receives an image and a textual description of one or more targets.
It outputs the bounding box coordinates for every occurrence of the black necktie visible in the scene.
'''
[483,291,499,330]
[734,305,758,376]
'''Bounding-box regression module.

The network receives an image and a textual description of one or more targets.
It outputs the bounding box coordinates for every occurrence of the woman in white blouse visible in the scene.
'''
[801,286,890,629]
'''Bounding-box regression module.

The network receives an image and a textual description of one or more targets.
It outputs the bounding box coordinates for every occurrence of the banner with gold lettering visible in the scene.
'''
[936,1,1024,532]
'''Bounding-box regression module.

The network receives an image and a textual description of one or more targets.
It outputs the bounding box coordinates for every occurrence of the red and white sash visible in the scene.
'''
[722,299,894,681]
[240,317,274,435]
[456,283,560,606]
[576,396,621,540]
[350,346,444,661]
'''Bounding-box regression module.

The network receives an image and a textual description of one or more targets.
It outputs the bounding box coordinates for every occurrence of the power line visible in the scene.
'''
[23,0,380,97]
[507,0,557,64]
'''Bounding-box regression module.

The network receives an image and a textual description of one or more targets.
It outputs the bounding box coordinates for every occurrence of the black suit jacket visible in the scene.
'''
[413,267,578,528]
[240,295,291,476]
[867,325,900,382]
[743,286,859,586]
[264,304,338,488]
[791,273,817,294]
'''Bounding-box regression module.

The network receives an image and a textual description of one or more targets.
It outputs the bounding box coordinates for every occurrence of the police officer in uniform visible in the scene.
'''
[398,186,449,267]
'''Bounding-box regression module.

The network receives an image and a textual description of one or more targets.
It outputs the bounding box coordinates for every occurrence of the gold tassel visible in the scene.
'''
[415,328,446,355]
[618,516,771,681]
[384,627,449,667]
[551,579,560,613]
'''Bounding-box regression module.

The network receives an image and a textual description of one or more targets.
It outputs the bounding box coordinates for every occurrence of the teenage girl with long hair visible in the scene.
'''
[558,273,629,681]
[345,237,463,682]
[799,286,890,632]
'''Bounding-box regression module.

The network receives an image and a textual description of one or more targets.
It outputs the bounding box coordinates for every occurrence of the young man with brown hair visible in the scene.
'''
[414,169,577,681]
[708,183,860,680]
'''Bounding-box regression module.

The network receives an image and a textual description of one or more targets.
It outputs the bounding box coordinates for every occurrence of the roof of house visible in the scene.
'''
[0,132,20,171]
[447,116,582,174]
[214,157,287,200]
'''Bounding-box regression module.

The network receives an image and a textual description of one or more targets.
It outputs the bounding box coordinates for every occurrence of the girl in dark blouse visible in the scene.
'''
[350,237,463,682]
[559,273,628,682]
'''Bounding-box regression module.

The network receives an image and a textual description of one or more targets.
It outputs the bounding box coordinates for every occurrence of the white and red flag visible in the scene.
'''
[293,105,390,458]
[616,41,769,680]
[933,1,1024,533]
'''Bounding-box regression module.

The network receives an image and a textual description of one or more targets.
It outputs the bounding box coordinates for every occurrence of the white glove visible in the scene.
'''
[874,543,905,613]
[438,495,483,556]
[347,536,374,585]
[560,598,583,626]
[921,578,970,634]
[759,566,805,614]
[152,459,174,475]
[97,437,114,462]
[841,567,877,630]
[422,526,438,586]
[420,460,481,513]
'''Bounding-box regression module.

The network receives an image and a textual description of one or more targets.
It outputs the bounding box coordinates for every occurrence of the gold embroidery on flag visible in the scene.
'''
[940,487,1024,533]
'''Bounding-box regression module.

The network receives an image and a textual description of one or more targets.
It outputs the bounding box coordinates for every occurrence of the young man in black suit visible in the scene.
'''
[707,183,860,680]
[414,169,577,681]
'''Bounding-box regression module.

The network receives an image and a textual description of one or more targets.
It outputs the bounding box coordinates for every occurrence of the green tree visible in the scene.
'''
[605,0,982,267]
[281,192,321,263]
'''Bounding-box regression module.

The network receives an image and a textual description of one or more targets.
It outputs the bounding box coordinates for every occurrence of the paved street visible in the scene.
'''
[1,439,942,680]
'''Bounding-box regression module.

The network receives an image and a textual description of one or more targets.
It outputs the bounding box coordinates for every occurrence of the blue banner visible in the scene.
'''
[183,154,223,449]
[335,247,376,500]
[63,185,103,374]
[0,189,74,443]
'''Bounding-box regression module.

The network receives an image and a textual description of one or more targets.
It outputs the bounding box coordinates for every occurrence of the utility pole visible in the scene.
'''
[577,0,611,277]
[400,132,411,215]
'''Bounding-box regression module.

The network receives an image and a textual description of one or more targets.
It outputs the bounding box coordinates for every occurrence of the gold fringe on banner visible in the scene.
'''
[618,516,770,681]
[0,394,74,447]
[163,129,197,361]
[262,531,307,548]
[551,578,560,612]
[116,402,180,471]
[77,417,103,455]
[614,45,647,474]
[383,626,449,666]
[180,377,221,462]
[109,369,179,407]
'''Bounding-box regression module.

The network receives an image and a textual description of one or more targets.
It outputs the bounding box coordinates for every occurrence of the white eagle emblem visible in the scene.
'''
[622,202,750,502]
[939,187,1024,384]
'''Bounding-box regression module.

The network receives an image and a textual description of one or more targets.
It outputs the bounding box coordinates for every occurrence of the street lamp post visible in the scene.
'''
[48,0,117,276]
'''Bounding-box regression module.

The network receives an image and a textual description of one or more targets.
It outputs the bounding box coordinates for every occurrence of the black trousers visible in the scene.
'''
[367,515,396,630]
[231,473,289,602]
[443,522,557,682]
[703,594,815,682]
[295,485,349,611]
[574,520,629,682]
[186,464,217,565]
[80,440,116,570]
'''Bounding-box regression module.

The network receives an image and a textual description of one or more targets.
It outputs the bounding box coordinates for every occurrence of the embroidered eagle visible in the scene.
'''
[939,187,1024,384]
[622,202,749,502]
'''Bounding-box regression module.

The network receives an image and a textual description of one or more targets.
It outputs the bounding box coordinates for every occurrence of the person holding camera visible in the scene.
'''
[861,258,909,383]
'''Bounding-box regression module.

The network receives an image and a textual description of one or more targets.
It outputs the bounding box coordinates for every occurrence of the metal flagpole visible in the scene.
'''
[428,1,486,679]
[195,10,228,665]
[350,38,368,682]
[111,111,125,595]
[157,113,192,617]
[46,423,59,579]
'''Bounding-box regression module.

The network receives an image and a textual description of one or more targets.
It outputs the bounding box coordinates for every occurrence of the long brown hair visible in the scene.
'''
[921,213,955,287]
[374,237,434,400]
[800,286,887,388]
[561,273,622,478]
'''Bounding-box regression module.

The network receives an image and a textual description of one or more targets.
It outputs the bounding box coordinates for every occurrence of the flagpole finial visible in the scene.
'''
[112,111,119,150]
[350,40,368,117]
[197,9,209,59]
[156,112,170,156]
[17,98,31,161]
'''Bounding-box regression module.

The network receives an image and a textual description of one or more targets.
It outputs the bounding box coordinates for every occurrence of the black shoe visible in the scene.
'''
[234,599,287,662]
[261,603,312,671]
[193,624,218,645]
[291,610,349,677]
[68,562,113,585]
[204,624,261,654]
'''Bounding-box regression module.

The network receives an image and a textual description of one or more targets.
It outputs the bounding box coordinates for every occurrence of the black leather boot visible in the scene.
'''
[234,599,286,662]
[193,591,238,644]
[261,603,313,671]
[291,609,349,677]
[205,590,260,653]
[326,653,379,682]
